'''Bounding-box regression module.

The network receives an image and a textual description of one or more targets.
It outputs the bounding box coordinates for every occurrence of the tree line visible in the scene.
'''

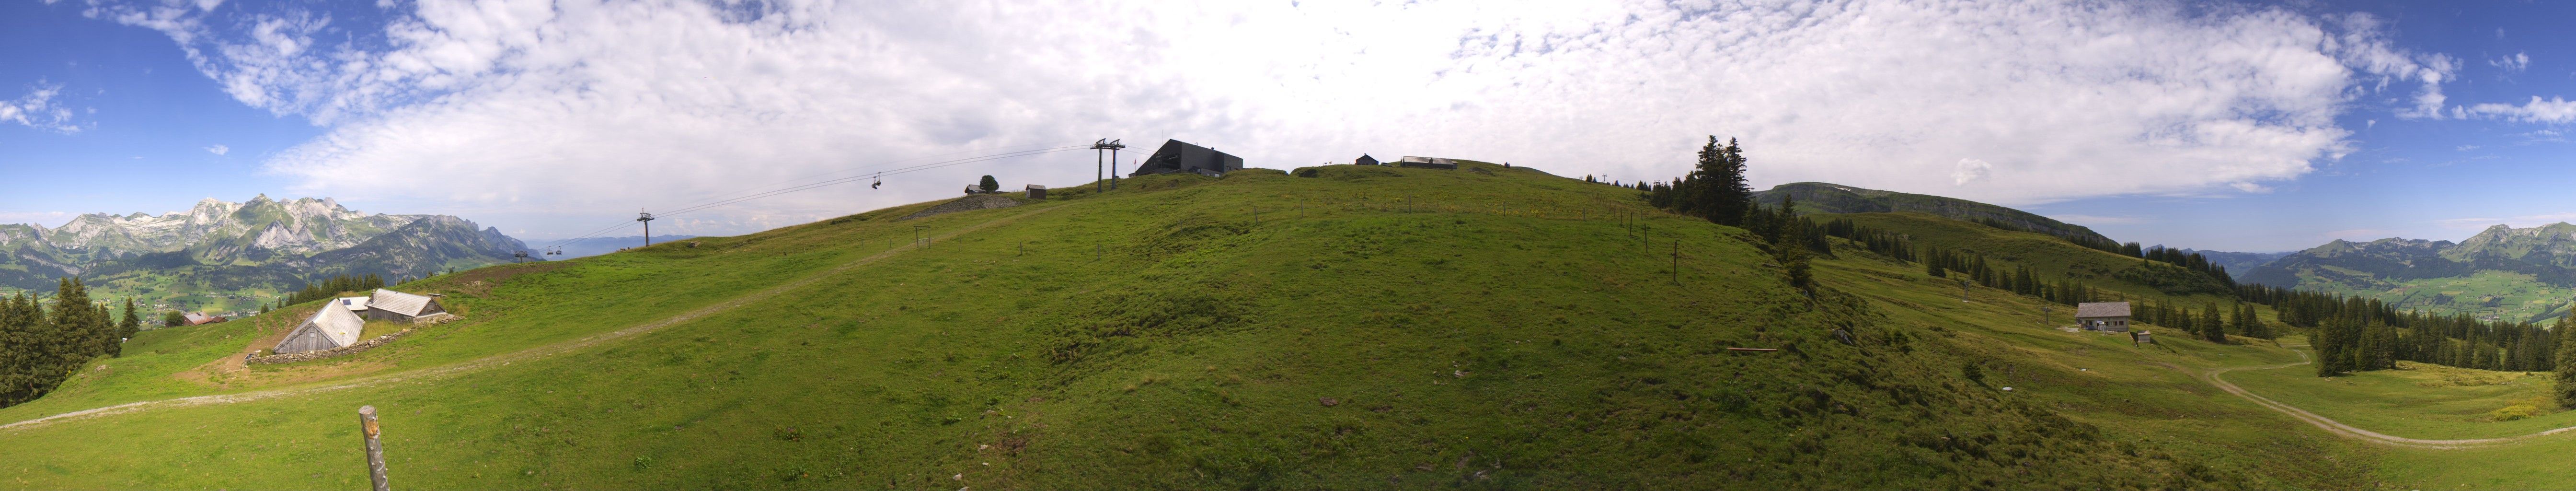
[0,278,138,408]
[2230,281,2569,376]
[1622,136,2284,346]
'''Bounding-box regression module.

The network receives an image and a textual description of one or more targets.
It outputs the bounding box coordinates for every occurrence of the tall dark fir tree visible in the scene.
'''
[1689,136,1753,226]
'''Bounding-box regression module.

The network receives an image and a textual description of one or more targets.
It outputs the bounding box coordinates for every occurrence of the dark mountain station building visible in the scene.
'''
[1130,140,1243,178]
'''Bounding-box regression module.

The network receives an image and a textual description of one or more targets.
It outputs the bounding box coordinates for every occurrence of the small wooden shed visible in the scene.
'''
[276,302,365,354]
[1354,154,1380,166]
[1025,184,1047,199]
[364,289,448,323]
[2076,302,2132,332]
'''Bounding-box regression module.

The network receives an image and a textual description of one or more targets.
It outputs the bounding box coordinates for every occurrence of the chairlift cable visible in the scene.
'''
[531,144,1085,251]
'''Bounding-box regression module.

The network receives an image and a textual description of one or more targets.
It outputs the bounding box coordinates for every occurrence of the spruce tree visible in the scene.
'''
[113,298,138,357]
[1778,218,1813,293]
[1688,136,1753,226]
[2557,334,2576,409]
[978,175,1000,193]
[2201,304,2225,343]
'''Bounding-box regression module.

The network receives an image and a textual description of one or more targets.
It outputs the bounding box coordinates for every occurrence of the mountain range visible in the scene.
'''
[0,195,529,314]
[2241,223,2576,322]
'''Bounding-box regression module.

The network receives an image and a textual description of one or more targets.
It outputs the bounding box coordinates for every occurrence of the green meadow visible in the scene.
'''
[0,161,2568,489]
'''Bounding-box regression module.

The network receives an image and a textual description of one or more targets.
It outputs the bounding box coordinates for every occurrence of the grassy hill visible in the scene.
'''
[1754,182,2116,247]
[0,161,2555,489]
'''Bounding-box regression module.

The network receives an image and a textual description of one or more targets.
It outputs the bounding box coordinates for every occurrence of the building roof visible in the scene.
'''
[366,289,438,317]
[2075,302,2132,318]
[183,312,211,324]
[1130,140,1244,176]
[1025,184,1047,190]
[340,296,371,311]
[299,302,366,348]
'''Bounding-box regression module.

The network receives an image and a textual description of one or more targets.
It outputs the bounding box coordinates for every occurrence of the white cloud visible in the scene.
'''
[2490,51,2530,73]
[2455,144,2480,152]
[79,0,2475,237]
[204,144,229,155]
[1951,158,1992,186]
[2466,96,2576,123]
[0,83,81,133]
[0,211,70,226]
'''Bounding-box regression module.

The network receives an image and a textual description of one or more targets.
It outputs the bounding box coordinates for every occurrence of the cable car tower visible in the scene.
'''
[513,250,530,263]
[1092,139,1126,192]
[637,210,656,247]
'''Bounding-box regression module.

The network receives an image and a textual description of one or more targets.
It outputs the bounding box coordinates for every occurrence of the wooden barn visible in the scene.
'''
[363,289,448,323]
[1025,184,1047,199]
[275,302,365,354]
[1354,154,1380,166]
[2076,302,2132,331]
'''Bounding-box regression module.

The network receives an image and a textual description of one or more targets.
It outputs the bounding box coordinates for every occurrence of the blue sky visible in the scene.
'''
[0,0,2573,252]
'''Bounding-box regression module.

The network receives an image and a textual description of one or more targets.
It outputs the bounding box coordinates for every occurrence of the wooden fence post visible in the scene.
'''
[358,405,390,491]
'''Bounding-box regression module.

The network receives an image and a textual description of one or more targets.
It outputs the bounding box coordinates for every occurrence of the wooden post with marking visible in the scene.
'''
[358,405,390,491]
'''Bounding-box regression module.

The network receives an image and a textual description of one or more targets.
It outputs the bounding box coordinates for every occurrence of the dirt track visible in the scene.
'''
[2202,344,2576,449]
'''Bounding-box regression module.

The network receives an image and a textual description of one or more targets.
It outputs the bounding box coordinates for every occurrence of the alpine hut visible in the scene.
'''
[1129,140,1243,178]
[363,289,448,323]
[275,302,365,354]
[2075,302,2132,332]
[337,296,370,314]
[181,312,227,326]
[1025,184,1047,199]
[1354,154,1380,166]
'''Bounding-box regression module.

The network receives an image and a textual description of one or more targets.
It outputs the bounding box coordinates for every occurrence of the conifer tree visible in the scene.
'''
[1777,215,1813,293]
[113,298,138,358]
[1689,136,1753,226]
[2201,304,2226,343]
[2558,332,2576,409]
[978,175,1000,193]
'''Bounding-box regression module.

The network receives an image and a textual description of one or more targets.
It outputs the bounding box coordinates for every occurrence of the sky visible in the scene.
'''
[1,0,2573,252]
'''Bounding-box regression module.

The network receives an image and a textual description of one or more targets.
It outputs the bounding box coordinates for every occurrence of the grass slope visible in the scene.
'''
[0,162,2510,489]
[1826,212,2234,298]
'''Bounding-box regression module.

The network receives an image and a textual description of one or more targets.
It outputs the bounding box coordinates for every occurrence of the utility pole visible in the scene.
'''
[1092,139,1126,192]
[636,210,656,247]
[1672,241,1680,284]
